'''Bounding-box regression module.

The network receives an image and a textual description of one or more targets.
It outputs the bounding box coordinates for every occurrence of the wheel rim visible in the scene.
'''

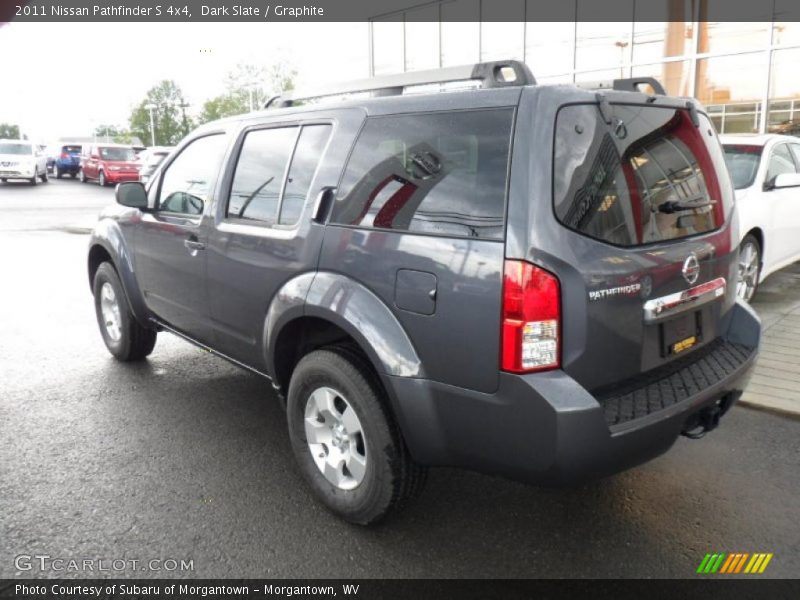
[53,165,58,177]
[99,172,105,186]
[304,386,367,491]
[737,242,759,302]
[99,282,122,342]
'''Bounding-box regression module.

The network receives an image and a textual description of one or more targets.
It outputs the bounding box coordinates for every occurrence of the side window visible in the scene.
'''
[329,109,514,240]
[279,125,332,225]
[158,134,227,216]
[765,144,797,183]
[790,144,800,167]
[227,127,298,224]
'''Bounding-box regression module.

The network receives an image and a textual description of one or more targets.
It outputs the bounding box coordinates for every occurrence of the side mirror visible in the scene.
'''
[772,172,800,190]
[116,182,149,210]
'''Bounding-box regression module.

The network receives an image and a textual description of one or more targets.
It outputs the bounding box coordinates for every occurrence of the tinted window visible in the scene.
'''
[554,104,732,247]
[63,145,81,154]
[279,125,331,225]
[100,147,135,161]
[330,109,514,240]
[723,144,763,189]
[159,134,227,216]
[765,144,797,183]
[228,127,298,224]
[791,144,800,167]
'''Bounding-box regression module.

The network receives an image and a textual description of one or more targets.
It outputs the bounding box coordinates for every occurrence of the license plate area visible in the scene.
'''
[660,311,702,357]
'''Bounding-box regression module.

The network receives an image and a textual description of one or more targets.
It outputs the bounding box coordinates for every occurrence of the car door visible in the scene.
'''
[134,132,229,343]
[763,142,799,267]
[85,145,99,179]
[205,113,351,370]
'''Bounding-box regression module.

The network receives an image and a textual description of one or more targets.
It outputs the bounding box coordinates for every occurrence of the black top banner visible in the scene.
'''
[2,0,800,23]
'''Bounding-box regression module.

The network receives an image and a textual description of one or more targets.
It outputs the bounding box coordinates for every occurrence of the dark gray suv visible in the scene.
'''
[87,61,760,524]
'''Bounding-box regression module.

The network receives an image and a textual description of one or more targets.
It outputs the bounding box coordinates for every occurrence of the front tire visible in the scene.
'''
[98,171,106,187]
[30,169,38,186]
[93,262,157,361]
[287,347,426,525]
[737,234,761,302]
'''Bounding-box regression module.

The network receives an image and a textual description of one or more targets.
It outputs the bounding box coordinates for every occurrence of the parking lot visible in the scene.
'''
[1,177,799,578]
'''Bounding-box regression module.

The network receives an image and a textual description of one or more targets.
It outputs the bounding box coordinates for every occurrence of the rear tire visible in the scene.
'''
[79,169,87,183]
[737,234,761,302]
[93,262,157,361]
[287,346,426,525]
[54,164,62,179]
[40,170,48,183]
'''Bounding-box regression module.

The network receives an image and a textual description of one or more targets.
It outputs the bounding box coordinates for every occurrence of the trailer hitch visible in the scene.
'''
[681,393,738,439]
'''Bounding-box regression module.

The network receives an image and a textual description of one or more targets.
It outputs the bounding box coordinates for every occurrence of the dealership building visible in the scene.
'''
[368,1,800,136]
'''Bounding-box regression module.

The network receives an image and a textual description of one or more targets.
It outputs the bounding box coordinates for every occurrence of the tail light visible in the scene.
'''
[60,152,69,159]
[501,260,560,373]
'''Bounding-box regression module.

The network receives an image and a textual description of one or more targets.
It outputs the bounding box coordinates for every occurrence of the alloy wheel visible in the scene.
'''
[737,241,759,302]
[99,282,122,342]
[304,386,367,491]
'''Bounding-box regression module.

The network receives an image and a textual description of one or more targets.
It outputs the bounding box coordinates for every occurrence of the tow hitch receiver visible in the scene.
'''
[681,392,738,439]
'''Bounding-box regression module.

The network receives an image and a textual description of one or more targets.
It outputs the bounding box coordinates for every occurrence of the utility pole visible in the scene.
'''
[145,104,157,146]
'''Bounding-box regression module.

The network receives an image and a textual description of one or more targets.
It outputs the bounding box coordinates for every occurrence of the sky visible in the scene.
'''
[0,22,369,143]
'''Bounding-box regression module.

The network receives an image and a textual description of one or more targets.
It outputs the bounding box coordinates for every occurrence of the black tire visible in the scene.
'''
[54,164,62,179]
[40,170,48,183]
[79,169,87,183]
[737,233,761,302]
[29,169,38,186]
[92,262,157,361]
[98,171,106,187]
[287,346,426,525]
[1,178,6,183]
[70,172,77,179]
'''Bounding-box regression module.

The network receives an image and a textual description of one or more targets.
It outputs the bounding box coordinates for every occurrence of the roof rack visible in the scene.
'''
[575,76,666,96]
[265,60,536,109]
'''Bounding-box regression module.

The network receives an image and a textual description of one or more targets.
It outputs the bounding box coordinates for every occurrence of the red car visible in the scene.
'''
[80,144,141,186]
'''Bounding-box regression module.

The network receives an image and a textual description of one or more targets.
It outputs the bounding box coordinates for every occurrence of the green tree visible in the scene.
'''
[129,80,194,146]
[0,123,21,139]
[93,124,134,144]
[198,61,296,124]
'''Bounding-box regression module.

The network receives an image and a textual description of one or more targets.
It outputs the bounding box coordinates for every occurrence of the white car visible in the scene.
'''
[0,139,49,185]
[721,134,800,301]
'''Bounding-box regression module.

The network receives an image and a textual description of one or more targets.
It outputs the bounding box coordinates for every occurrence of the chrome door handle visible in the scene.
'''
[184,239,205,251]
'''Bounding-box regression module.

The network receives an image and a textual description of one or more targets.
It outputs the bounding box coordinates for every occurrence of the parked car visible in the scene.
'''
[80,143,140,186]
[0,139,48,185]
[87,61,760,524]
[721,134,800,301]
[137,146,174,185]
[50,143,82,179]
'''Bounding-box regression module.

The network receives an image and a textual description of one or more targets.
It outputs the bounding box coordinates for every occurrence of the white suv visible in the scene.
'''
[0,139,49,185]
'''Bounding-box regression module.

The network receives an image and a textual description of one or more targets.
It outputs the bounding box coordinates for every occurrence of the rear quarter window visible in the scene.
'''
[554,103,733,247]
[329,108,514,240]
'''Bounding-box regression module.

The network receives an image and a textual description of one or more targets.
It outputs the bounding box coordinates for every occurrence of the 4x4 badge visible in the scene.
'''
[683,253,700,285]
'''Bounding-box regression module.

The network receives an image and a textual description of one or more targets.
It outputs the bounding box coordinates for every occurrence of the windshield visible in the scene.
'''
[0,143,32,155]
[723,144,763,190]
[554,103,733,247]
[99,147,135,161]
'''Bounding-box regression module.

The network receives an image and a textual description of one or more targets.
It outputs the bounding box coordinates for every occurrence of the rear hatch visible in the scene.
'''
[61,145,81,167]
[546,96,738,394]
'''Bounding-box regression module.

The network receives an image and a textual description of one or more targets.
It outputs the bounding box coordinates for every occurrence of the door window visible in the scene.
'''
[279,125,332,225]
[158,134,228,216]
[765,144,797,185]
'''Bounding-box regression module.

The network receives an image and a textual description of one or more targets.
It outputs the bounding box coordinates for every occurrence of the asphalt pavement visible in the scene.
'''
[1,178,798,579]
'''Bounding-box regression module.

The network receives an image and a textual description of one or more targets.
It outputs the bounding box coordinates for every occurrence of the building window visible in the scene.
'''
[768,47,800,136]
[696,52,767,134]
[373,19,404,76]
[405,7,440,71]
[526,22,574,78]
[633,22,693,63]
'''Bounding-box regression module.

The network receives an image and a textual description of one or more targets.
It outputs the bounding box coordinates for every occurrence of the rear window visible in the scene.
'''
[63,145,81,154]
[329,109,514,240]
[554,104,733,247]
[723,144,763,190]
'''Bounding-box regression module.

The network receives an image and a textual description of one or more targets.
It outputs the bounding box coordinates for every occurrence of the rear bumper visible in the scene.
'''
[385,299,760,485]
[105,171,140,183]
[55,160,80,173]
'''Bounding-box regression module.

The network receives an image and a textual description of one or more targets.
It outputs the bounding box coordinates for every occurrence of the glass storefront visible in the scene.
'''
[369,0,800,136]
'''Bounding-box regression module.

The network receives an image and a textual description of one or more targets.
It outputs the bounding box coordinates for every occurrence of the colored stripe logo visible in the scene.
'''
[696,552,773,574]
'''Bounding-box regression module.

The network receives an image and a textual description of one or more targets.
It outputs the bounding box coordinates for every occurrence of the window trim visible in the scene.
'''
[327,106,517,241]
[222,119,335,231]
[765,142,798,185]
[155,131,227,217]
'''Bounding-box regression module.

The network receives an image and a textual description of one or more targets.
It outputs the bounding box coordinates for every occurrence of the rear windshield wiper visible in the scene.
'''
[657,199,717,214]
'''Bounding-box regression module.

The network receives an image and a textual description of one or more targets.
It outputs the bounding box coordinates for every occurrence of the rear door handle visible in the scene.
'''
[184,238,205,251]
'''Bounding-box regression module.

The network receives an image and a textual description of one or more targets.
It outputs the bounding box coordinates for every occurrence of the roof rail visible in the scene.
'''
[575,76,666,96]
[265,60,535,109]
